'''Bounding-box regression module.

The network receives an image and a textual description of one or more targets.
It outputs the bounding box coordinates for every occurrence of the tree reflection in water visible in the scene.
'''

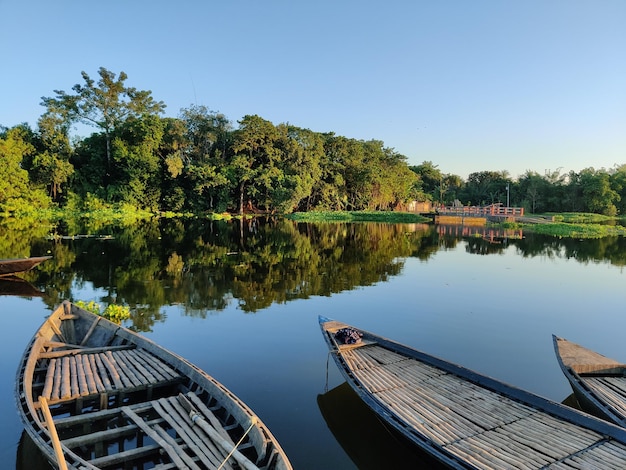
[2,216,625,332]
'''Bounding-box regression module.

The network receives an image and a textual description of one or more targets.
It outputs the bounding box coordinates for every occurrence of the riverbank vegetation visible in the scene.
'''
[287,211,429,223]
[1,67,625,220]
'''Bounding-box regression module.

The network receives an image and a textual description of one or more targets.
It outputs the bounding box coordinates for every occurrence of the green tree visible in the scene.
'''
[178,106,232,212]
[26,112,74,201]
[107,115,165,209]
[610,165,626,215]
[577,168,619,215]
[278,125,324,213]
[0,125,49,212]
[409,161,443,203]
[460,171,510,206]
[41,67,165,179]
[229,115,282,214]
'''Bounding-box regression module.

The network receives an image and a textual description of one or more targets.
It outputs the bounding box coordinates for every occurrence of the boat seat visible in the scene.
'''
[39,346,183,405]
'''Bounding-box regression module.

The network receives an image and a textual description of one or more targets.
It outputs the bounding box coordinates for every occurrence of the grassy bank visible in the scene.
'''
[493,212,626,238]
[286,211,430,223]
[526,222,626,238]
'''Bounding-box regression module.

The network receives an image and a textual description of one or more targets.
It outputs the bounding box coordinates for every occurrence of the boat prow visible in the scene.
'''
[553,335,626,427]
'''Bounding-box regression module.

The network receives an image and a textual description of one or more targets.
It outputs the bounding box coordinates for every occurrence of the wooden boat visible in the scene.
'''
[16,301,293,470]
[0,256,51,277]
[319,316,626,469]
[553,335,626,427]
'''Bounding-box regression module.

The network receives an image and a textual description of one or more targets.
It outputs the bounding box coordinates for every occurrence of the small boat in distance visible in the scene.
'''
[16,301,292,470]
[319,316,626,469]
[0,256,51,277]
[553,335,626,427]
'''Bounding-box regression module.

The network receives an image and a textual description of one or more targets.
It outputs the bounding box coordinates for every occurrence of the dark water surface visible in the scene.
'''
[1,218,625,469]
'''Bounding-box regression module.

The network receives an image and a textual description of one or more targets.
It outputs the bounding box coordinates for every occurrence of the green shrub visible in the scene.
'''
[75,300,131,324]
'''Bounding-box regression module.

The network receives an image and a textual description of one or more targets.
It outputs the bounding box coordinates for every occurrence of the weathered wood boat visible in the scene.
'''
[553,335,626,427]
[0,256,51,276]
[319,316,626,469]
[16,301,293,470]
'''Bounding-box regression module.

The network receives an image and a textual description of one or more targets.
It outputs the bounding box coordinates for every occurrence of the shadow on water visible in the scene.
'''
[317,382,447,470]
[16,431,49,470]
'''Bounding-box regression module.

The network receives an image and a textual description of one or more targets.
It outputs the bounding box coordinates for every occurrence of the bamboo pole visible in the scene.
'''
[39,396,69,470]
[177,393,260,470]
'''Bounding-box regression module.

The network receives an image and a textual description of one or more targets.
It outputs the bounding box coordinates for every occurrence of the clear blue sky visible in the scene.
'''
[1,1,624,179]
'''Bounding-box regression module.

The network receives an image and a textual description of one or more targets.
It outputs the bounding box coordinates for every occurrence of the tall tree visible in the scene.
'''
[577,168,619,215]
[409,161,443,202]
[41,67,165,177]
[26,112,74,201]
[229,115,281,214]
[179,105,232,212]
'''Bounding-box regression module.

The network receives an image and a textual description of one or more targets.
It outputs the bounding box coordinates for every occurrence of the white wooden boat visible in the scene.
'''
[16,301,292,470]
[320,316,626,469]
[553,335,626,427]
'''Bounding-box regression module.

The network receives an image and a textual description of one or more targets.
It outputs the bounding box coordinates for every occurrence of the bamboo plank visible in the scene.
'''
[475,429,551,468]
[152,424,203,470]
[52,357,62,399]
[54,403,153,428]
[121,406,191,469]
[94,353,113,390]
[585,378,626,415]
[447,436,533,470]
[39,344,135,359]
[98,352,123,389]
[74,355,89,396]
[131,350,171,382]
[153,398,230,469]
[185,392,235,444]
[82,355,98,394]
[61,357,71,399]
[107,351,141,387]
[87,354,105,393]
[42,358,56,399]
[134,349,180,380]
[119,350,156,384]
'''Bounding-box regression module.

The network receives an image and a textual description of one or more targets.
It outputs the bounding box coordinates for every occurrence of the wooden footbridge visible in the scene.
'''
[437,204,524,220]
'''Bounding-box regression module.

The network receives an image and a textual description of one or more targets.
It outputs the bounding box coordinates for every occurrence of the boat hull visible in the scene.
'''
[320,317,626,469]
[16,301,292,470]
[553,335,626,427]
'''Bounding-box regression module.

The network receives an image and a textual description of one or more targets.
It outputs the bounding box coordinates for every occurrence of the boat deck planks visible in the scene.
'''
[39,346,183,404]
[343,343,609,465]
[321,319,626,469]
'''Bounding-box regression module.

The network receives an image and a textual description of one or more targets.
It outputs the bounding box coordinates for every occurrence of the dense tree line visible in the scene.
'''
[413,162,626,216]
[1,67,625,216]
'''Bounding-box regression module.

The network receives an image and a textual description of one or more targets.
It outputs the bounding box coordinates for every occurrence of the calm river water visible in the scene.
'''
[1,218,625,469]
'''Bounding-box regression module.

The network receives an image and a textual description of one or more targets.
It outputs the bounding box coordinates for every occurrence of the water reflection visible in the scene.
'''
[1,217,626,331]
[0,276,45,297]
[318,383,446,469]
[16,432,49,470]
